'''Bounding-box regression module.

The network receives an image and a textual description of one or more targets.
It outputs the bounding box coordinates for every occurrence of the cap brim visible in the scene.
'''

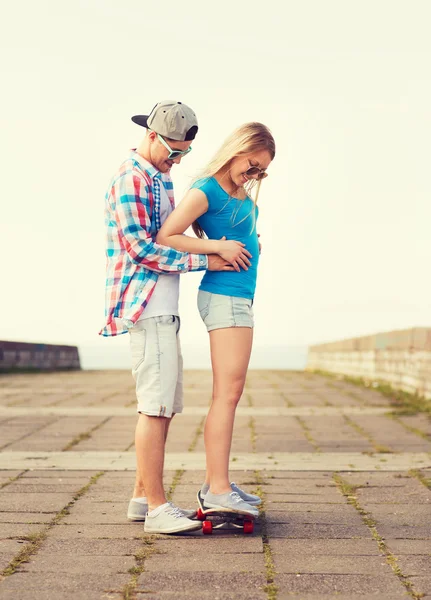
[131,115,149,128]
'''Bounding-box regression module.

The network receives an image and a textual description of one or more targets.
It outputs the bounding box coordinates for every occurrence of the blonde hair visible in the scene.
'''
[192,122,276,238]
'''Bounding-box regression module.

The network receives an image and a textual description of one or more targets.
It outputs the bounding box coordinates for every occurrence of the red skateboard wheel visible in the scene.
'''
[196,508,205,521]
[202,520,213,535]
[243,520,254,534]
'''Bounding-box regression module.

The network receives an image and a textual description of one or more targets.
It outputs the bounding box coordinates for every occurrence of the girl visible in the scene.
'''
[157,122,275,517]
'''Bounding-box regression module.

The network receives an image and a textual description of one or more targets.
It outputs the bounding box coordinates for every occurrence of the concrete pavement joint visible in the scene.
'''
[387,413,431,442]
[61,416,112,451]
[122,537,160,600]
[254,470,278,600]
[343,414,393,453]
[333,473,424,599]
[0,417,61,451]
[409,468,431,490]
[0,469,27,490]
[294,416,321,452]
[249,416,257,452]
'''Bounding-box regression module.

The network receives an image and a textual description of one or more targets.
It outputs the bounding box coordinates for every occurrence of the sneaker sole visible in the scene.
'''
[144,522,202,534]
[127,514,146,521]
[202,503,258,518]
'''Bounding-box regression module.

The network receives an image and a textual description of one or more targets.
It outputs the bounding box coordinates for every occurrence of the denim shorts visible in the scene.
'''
[129,315,183,418]
[197,290,254,332]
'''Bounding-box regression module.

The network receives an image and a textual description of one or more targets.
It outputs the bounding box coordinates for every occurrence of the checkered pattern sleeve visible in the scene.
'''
[114,171,207,273]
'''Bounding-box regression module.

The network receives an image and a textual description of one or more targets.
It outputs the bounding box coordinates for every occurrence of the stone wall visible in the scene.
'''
[307,327,431,399]
[0,341,81,372]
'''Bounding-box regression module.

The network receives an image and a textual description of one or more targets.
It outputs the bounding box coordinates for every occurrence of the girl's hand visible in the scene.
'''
[217,236,252,272]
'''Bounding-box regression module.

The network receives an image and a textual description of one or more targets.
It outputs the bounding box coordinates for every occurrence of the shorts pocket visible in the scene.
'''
[130,329,146,371]
[197,291,211,320]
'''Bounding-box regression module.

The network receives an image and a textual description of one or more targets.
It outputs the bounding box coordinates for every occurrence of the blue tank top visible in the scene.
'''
[191,177,259,299]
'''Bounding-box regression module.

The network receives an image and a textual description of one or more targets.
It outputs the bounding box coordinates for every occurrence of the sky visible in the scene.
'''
[1,0,430,369]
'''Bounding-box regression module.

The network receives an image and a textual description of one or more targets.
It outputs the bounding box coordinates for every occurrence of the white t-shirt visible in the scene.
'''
[138,183,180,321]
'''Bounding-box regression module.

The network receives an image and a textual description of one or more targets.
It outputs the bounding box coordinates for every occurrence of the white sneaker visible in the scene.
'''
[230,482,262,506]
[203,491,259,518]
[127,499,196,521]
[144,503,202,534]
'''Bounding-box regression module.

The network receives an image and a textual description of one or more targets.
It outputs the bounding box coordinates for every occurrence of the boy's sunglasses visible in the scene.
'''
[245,165,268,180]
[157,133,192,160]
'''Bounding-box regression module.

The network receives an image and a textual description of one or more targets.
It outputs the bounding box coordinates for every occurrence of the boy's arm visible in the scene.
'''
[113,172,207,273]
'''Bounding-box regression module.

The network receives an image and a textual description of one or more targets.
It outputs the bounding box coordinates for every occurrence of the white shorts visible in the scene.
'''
[129,315,183,418]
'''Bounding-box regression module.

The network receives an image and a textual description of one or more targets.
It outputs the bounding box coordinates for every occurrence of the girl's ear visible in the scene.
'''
[148,130,157,143]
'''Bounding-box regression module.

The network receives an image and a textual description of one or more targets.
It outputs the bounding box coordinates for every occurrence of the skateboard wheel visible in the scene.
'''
[243,520,254,534]
[202,520,213,535]
[196,508,205,521]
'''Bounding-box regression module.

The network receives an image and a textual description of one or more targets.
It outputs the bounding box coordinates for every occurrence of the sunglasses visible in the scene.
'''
[157,133,192,160]
[245,164,268,180]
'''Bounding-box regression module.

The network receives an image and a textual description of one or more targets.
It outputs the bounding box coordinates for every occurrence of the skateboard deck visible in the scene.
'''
[196,491,256,534]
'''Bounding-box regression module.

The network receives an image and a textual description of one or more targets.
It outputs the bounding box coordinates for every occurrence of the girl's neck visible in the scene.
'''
[214,168,245,199]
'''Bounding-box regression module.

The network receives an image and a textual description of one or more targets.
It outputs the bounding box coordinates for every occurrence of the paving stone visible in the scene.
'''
[384,539,431,554]
[270,538,381,555]
[36,538,143,555]
[22,470,100,478]
[0,512,53,524]
[153,537,263,554]
[273,554,393,575]
[136,592,266,600]
[46,524,146,539]
[266,523,371,539]
[22,554,135,574]
[365,504,431,526]
[273,573,406,595]
[268,511,363,526]
[376,525,431,539]
[145,552,264,573]
[0,523,44,538]
[0,572,129,594]
[391,555,431,576]
[137,572,266,594]
[0,492,72,512]
[276,596,407,600]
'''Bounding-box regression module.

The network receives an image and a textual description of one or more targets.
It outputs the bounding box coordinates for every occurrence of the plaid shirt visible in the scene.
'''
[100,150,208,337]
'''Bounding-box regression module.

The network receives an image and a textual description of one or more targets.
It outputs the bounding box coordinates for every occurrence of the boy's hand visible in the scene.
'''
[208,255,235,271]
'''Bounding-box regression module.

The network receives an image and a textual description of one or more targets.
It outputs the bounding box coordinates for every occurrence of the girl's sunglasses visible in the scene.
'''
[157,133,192,160]
[245,165,268,180]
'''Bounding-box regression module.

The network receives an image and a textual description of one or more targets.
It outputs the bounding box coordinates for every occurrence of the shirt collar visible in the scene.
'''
[130,149,161,180]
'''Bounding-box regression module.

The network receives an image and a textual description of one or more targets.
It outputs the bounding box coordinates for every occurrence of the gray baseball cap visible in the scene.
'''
[131,100,198,141]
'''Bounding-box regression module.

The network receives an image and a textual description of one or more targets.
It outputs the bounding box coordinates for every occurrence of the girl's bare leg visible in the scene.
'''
[203,327,253,494]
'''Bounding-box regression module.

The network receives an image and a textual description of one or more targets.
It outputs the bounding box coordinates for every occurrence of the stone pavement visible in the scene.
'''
[0,369,430,599]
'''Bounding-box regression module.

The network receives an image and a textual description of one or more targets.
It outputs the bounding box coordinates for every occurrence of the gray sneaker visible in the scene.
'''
[144,503,202,534]
[127,499,196,521]
[231,482,262,506]
[203,491,259,518]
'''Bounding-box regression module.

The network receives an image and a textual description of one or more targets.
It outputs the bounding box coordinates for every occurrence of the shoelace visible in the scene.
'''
[167,504,185,519]
[230,491,243,503]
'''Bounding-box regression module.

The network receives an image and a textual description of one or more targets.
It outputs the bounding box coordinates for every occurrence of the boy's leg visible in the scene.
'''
[129,316,182,507]
[134,413,168,510]
[133,414,174,499]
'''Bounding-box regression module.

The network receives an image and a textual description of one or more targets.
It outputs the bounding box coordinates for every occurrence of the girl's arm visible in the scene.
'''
[157,188,252,270]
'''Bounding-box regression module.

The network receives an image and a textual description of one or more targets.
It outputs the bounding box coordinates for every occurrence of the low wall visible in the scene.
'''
[307,327,431,399]
[0,341,81,372]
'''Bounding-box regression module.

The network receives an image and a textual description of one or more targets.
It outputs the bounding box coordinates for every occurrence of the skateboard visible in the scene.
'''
[196,491,256,535]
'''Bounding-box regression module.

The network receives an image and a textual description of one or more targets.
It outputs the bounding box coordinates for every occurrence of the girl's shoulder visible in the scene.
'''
[190,176,219,195]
